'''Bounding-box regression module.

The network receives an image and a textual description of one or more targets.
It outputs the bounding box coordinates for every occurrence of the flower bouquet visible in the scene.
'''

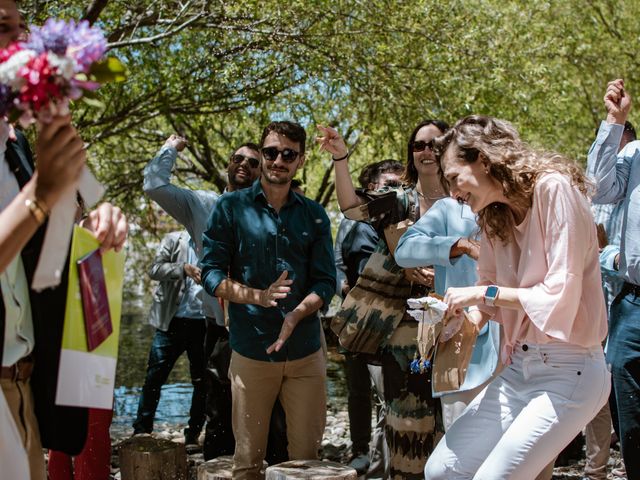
[0,18,125,126]
[0,18,126,290]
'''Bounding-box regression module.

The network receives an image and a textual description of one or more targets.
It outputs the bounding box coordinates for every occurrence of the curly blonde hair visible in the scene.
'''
[434,115,592,243]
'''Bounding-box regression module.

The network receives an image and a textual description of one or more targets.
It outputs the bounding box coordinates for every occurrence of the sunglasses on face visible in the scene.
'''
[231,154,260,168]
[261,147,299,163]
[412,139,435,153]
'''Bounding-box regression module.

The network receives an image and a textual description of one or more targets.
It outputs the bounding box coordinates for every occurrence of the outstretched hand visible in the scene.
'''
[266,312,299,354]
[259,270,293,307]
[604,79,631,125]
[316,125,349,160]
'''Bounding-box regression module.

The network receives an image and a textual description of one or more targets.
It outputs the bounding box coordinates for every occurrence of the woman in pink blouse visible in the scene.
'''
[424,115,610,479]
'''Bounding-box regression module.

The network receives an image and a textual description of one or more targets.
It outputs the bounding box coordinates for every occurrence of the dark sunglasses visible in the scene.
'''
[261,147,299,163]
[412,139,435,153]
[231,154,260,168]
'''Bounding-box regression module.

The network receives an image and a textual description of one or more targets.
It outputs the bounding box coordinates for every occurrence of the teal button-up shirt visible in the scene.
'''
[201,180,335,361]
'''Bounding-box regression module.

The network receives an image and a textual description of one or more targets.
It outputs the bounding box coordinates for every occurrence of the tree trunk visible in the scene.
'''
[265,460,357,479]
[197,455,269,479]
[118,435,188,480]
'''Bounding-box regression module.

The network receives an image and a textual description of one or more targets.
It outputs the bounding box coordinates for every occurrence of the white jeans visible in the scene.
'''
[424,342,610,480]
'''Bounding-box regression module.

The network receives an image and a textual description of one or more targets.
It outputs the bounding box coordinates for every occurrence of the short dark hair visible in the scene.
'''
[260,121,306,155]
[358,159,404,189]
[403,119,449,186]
[229,142,260,161]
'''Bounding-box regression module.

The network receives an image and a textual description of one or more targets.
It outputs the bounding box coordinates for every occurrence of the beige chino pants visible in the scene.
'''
[229,348,326,480]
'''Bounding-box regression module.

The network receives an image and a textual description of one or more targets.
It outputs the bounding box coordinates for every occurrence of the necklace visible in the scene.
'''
[416,190,445,201]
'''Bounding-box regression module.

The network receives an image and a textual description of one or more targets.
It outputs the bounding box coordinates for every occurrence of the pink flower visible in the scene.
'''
[17,53,63,111]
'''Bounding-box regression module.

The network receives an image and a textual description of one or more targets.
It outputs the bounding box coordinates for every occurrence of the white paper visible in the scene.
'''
[31,166,104,291]
[55,348,116,410]
[406,296,448,325]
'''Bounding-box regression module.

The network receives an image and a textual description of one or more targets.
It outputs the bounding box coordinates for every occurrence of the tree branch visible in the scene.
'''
[83,0,110,25]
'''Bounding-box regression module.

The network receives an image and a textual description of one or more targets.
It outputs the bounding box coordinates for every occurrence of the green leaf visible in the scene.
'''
[81,95,107,110]
[89,57,127,83]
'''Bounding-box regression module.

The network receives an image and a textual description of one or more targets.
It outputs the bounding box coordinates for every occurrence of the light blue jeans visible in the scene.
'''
[424,342,610,480]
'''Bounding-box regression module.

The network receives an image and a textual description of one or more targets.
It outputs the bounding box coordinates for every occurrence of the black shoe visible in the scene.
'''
[184,428,201,453]
[348,453,370,475]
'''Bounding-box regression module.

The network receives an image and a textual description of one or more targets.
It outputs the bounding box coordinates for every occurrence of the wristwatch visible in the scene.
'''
[484,285,499,307]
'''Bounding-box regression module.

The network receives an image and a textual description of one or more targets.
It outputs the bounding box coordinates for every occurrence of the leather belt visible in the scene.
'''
[622,282,640,298]
[0,355,34,381]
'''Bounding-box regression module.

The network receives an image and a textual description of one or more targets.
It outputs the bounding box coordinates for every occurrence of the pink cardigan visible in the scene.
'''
[477,173,608,364]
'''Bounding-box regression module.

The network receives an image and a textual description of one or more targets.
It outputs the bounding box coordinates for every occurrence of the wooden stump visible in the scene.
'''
[197,456,269,480]
[265,460,357,480]
[118,435,188,480]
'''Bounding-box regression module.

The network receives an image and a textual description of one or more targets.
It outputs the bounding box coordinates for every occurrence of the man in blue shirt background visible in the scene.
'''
[588,78,640,480]
[201,121,335,479]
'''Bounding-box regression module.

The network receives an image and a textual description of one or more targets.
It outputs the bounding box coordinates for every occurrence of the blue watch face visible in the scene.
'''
[485,286,499,299]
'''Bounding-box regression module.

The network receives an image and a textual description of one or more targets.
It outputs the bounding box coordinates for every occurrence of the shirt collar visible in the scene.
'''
[251,178,303,206]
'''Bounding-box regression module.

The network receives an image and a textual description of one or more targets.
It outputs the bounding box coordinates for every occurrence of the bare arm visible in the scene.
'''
[443,285,523,317]
[214,270,293,307]
[316,125,362,211]
[266,292,324,354]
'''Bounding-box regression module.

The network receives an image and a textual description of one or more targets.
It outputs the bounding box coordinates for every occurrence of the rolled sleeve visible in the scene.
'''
[201,198,234,297]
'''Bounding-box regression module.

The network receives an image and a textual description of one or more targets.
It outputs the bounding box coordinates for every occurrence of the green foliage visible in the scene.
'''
[17,0,640,246]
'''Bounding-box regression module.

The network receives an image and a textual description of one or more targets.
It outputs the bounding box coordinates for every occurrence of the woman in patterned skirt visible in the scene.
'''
[318,120,448,479]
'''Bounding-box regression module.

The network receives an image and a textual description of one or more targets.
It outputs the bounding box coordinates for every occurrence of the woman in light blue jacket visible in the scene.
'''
[395,196,500,430]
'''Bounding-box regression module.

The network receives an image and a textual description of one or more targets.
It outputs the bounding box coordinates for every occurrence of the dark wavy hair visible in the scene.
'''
[434,115,591,243]
[401,119,449,186]
[358,159,404,189]
[260,121,306,155]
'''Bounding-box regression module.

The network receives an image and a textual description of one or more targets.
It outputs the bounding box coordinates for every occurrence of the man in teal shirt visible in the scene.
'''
[201,121,335,479]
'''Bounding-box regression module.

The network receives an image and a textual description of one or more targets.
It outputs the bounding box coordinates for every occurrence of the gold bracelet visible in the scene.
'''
[25,197,50,225]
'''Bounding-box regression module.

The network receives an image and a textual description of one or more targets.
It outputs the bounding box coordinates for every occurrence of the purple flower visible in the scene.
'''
[23,19,107,72]
[67,20,107,71]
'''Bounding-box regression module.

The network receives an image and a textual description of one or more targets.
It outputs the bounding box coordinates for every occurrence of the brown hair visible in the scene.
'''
[401,119,449,186]
[434,115,591,243]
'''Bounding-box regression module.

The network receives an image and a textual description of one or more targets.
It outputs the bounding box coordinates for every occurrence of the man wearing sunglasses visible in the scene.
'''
[143,136,262,450]
[201,121,335,479]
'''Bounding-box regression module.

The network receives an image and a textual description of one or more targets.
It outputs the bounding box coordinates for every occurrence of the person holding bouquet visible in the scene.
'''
[423,115,610,479]
[0,2,127,478]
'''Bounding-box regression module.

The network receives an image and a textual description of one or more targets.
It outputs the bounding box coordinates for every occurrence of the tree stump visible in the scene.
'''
[265,460,357,480]
[197,455,269,479]
[118,435,188,480]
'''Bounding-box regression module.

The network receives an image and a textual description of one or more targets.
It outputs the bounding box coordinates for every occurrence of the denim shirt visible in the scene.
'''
[588,123,640,287]
[201,180,336,361]
[143,145,223,322]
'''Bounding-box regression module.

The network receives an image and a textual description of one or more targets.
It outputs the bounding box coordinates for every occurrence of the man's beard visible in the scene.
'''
[230,172,254,189]
[263,168,293,185]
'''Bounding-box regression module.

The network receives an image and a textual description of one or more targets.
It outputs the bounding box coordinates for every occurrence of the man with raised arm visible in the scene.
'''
[587,78,640,479]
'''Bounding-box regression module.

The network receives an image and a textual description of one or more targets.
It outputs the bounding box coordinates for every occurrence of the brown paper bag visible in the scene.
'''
[432,311,478,393]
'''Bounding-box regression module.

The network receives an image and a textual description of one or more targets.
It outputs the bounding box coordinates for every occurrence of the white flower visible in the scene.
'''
[46,52,77,80]
[0,49,36,88]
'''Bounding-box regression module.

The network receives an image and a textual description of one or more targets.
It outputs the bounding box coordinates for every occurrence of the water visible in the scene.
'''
[111,313,347,440]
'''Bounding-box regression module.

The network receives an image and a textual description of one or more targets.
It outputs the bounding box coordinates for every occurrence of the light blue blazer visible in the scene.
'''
[395,197,500,396]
